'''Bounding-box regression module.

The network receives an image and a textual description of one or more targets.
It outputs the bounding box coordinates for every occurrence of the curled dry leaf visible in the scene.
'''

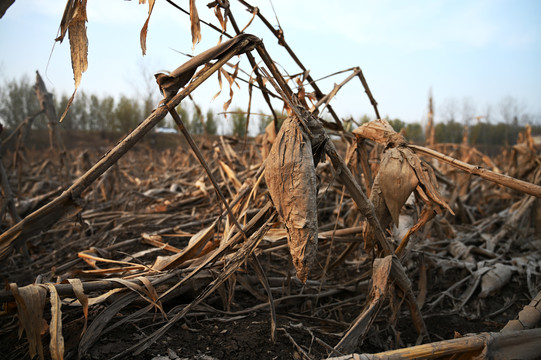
[376,147,419,226]
[265,116,318,283]
[67,278,88,337]
[139,0,156,55]
[352,119,405,147]
[44,283,64,360]
[189,0,201,49]
[353,119,453,217]
[56,0,88,122]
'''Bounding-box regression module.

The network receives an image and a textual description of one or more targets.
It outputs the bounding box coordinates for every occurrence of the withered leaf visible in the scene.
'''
[212,3,227,33]
[375,147,418,226]
[9,283,47,360]
[139,0,156,55]
[67,0,88,89]
[44,283,64,360]
[67,278,88,336]
[265,116,318,283]
[352,118,405,147]
[189,0,201,49]
[56,0,88,122]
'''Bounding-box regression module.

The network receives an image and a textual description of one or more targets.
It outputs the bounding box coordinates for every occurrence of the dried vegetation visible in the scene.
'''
[1,1,541,359]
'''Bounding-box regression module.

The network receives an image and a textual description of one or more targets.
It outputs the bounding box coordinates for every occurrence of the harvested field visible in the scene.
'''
[1,1,541,360]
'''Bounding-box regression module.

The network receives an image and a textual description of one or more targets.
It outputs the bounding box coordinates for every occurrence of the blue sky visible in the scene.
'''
[1,0,540,128]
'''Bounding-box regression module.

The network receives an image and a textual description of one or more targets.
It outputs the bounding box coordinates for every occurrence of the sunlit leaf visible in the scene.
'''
[189,0,201,50]
[139,0,156,55]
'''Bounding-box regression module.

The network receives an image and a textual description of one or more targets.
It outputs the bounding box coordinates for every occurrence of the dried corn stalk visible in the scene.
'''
[265,116,318,283]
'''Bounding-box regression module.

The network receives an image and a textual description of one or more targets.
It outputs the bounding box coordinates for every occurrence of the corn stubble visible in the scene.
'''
[2,1,541,360]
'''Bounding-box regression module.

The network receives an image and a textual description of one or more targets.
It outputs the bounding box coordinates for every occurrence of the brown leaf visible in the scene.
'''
[55,0,76,43]
[265,116,318,283]
[44,284,64,360]
[56,0,88,122]
[398,147,454,214]
[9,283,47,360]
[189,0,201,49]
[67,0,88,89]
[352,118,406,146]
[376,147,418,226]
[152,222,217,271]
[212,3,227,33]
[139,0,156,55]
[67,279,88,337]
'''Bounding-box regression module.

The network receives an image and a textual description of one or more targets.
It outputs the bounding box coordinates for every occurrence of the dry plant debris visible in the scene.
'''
[1,1,541,360]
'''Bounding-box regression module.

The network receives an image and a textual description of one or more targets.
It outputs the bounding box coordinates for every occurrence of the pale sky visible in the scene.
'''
[1,0,540,128]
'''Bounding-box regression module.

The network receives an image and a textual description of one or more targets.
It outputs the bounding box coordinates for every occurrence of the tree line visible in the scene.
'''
[0,75,539,145]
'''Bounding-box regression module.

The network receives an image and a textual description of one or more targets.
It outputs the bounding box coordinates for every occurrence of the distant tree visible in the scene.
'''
[404,122,424,143]
[0,75,41,129]
[231,108,247,137]
[387,117,405,133]
[257,109,286,134]
[190,108,204,135]
[114,95,141,132]
[359,114,372,124]
[205,109,217,135]
[100,96,115,131]
[170,104,190,131]
[71,91,90,130]
[460,97,476,126]
[257,113,272,134]
[435,119,463,143]
[440,97,459,124]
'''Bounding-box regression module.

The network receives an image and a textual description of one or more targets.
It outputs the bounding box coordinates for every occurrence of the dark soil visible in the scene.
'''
[0,132,538,360]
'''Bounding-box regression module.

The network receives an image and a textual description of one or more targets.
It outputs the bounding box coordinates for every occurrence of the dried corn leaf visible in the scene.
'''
[9,283,47,360]
[377,148,418,226]
[44,283,64,360]
[212,3,227,33]
[352,119,405,147]
[399,147,454,214]
[152,222,216,271]
[67,0,88,89]
[265,116,318,283]
[189,0,201,49]
[139,0,156,55]
[353,120,452,216]
[335,255,393,352]
[137,276,167,319]
[67,278,88,336]
[479,263,515,298]
[56,0,88,122]
[218,160,242,190]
